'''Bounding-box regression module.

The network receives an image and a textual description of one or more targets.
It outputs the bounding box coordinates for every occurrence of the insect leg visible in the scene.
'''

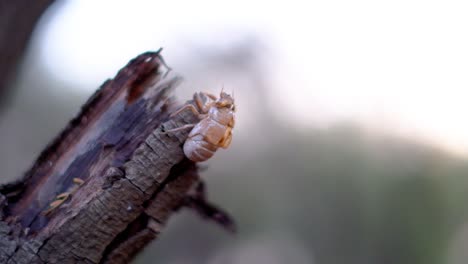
[170,104,205,119]
[200,92,217,101]
[160,124,196,134]
[194,93,215,114]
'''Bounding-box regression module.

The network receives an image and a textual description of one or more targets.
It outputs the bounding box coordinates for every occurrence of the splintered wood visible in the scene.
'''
[0,51,234,264]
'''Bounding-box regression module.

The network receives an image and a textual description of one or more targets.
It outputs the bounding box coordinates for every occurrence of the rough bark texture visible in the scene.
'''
[0,51,233,263]
[0,0,56,107]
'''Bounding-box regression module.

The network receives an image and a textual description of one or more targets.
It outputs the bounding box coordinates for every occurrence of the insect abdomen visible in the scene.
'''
[183,134,218,162]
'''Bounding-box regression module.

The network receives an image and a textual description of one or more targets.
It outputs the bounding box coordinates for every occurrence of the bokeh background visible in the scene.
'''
[2,1,468,263]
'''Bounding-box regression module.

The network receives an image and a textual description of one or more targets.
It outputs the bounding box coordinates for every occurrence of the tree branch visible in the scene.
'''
[0,51,233,263]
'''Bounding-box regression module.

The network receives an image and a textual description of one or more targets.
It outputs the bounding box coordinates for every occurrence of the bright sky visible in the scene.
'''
[37,0,468,156]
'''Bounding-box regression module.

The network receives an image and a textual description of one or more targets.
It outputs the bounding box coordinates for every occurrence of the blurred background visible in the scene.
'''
[2,1,468,263]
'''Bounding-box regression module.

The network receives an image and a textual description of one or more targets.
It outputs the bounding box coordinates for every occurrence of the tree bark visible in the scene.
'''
[0,0,56,108]
[0,51,233,263]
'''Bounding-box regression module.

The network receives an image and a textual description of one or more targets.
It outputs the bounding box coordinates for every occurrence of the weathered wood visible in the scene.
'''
[0,51,233,263]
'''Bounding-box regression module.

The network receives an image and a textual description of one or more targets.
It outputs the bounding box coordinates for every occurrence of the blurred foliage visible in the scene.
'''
[134,118,468,264]
[2,34,468,264]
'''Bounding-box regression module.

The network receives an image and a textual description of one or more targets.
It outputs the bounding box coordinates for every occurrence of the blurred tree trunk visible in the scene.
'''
[0,0,55,109]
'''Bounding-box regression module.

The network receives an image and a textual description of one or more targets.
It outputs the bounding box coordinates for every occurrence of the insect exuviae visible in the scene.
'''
[163,91,235,162]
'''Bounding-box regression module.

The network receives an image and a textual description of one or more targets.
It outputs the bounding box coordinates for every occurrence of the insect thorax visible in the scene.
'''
[208,107,234,126]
